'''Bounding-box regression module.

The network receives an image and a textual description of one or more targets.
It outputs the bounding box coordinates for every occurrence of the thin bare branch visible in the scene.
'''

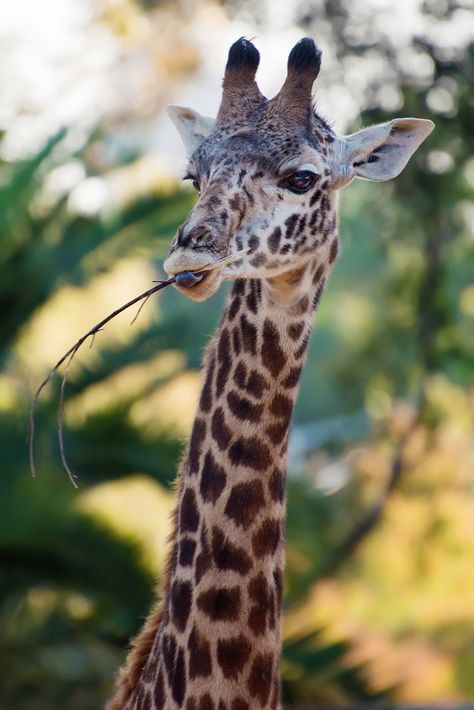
[29,248,250,485]
[130,293,152,326]
[28,277,175,479]
[89,329,103,349]
[57,345,80,489]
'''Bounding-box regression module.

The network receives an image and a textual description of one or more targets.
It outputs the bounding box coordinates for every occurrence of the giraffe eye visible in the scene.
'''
[183,174,200,192]
[281,170,317,194]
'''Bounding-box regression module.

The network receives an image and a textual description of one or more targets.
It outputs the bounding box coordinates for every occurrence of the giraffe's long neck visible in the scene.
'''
[115,250,335,710]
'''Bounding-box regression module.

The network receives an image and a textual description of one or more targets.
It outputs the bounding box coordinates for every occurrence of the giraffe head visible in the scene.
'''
[164,37,433,301]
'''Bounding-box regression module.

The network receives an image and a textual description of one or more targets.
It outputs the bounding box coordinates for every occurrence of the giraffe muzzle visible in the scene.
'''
[163,247,219,277]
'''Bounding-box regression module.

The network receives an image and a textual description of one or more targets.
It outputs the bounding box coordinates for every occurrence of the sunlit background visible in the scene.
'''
[1,0,473,708]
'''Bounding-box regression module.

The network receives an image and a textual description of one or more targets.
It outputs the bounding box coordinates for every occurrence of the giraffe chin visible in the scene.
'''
[174,268,222,301]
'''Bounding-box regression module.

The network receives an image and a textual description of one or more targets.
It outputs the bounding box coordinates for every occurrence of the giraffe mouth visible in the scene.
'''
[174,270,205,288]
[173,267,222,301]
[164,248,249,300]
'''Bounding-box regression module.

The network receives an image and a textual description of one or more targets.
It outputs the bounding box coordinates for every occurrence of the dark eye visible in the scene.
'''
[183,173,200,192]
[281,170,317,194]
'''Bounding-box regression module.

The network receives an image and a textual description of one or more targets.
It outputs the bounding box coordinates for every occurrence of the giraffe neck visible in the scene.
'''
[120,250,335,710]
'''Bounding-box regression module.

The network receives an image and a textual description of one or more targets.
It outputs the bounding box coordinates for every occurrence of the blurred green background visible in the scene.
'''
[1,0,473,708]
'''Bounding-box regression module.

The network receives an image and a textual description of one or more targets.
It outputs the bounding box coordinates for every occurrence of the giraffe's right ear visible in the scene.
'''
[331,118,434,188]
[167,105,216,156]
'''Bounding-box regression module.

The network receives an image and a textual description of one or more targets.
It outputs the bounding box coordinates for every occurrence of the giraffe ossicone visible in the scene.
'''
[107,36,433,710]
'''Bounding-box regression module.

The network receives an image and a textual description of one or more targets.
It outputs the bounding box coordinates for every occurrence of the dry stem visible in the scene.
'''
[28,278,175,483]
[29,248,248,485]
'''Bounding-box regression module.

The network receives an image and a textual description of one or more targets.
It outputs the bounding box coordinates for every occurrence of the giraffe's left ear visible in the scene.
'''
[331,118,434,188]
[167,105,216,156]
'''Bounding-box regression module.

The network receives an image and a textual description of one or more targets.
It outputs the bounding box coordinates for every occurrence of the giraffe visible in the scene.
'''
[107,37,433,710]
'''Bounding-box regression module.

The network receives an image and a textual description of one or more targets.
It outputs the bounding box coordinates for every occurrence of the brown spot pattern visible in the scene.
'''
[211,407,232,450]
[266,421,288,445]
[228,296,241,321]
[195,525,212,584]
[189,418,206,475]
[212,526,252,575]
[233,361,247,389]
[250,254,267,268]
[309,188,322,207]
[247,652,274,707]
[229,436,271,471]
[273,567,283,609]
[292,295,309,315]
[287,321,305,340]
[227,390,263,422]
[197,585,241,621]
[270,393,293,420]
[284,213,298,240]
[268,226,281,253]
[240,314,257,355]
[313,264,325,283]
[217,635,252,679]
[312,281,325,310]
[199,356,215,413]
[247,370,268,397]
[252,518,281,558]
[232,700,250,710]
[246,281,259,314]
[179,537,196,567]
[180,488,200,533]
[216,329,231,397]
[170,579,192,632]
[232,326,242,355]
[200,451,227,503]
[248,572,275,636]
[269,467,285,503]
[224,480,266,529]
[283,365,302,388]
[153,667,165,709]
[294,334,309,360]
[261,319,285,377]
[171,646,186,705]
[198,694,215,710]
[188,626,212,679]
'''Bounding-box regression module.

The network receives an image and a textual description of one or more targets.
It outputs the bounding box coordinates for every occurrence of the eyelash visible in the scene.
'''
[183,173,200,191]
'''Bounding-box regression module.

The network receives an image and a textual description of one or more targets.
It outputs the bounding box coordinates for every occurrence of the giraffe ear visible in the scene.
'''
[332,118,434,188]
[167,105,216,156]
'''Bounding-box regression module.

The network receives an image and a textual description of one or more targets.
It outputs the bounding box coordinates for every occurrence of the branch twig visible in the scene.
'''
[57,345,81,489]
[28,278,175,482]
[28,247,250,486]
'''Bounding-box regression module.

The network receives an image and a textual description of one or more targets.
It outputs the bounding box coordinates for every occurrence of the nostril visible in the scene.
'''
[191,227,212,247]
[177,224,213,249]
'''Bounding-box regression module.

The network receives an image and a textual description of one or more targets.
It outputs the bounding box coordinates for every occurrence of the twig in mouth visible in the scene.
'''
[28,247,250,486]
[28,277,175,482]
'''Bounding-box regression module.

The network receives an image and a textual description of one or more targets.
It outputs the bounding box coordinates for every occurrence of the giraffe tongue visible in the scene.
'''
[175,271,205,288]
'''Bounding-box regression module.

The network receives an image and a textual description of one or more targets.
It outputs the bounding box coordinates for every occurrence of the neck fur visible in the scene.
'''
[107,245,338,710]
